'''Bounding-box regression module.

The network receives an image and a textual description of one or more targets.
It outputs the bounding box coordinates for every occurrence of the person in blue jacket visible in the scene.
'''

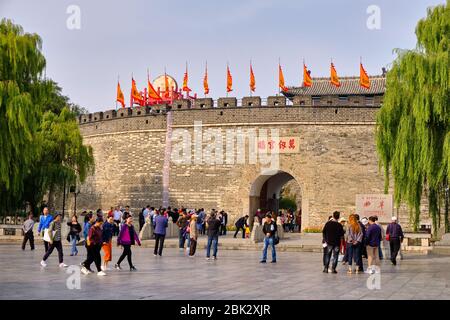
[37,206,53,252]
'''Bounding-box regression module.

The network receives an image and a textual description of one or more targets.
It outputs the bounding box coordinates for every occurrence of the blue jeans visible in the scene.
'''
[206,235,218,258]
[347,243,361,266]
[70,235,78,255]
[179,229,186,248]
[262,236,276,262]
[186,233,191,249]
[324,245,340,270]
[378,244,384,259]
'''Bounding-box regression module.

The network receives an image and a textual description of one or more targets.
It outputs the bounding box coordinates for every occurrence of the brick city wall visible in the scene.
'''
[59,100,426,229]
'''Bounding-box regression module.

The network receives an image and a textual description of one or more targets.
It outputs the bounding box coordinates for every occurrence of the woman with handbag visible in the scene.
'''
[67,215,81,256]
[37,206,53,252]
[40,213,67,268]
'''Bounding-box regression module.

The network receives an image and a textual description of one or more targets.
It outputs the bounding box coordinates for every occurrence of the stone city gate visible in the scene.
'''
[61,96,399,230]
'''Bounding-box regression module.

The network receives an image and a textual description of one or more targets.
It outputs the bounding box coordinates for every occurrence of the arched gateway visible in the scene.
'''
[55,75,422,230]
[249,170,301,224]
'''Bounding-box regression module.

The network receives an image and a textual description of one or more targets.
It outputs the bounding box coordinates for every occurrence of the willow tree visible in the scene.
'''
[22,106,94,213]
[376,1,450,233]
[0,19,47,212]
[1,19,94,215]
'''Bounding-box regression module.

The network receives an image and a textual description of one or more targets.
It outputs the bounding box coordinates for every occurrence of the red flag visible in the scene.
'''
[360,63,370,89]
[303,63,312,87]
[250,63,256,92]
[131,78,144,105]
[226,65,233,93]
[182,63,191,92]
[164,72,170,98]
[116,81,125,108]
[148,79,162,100]
[278,64,287,92]
[203,63,209,95]
[330,63,340,87]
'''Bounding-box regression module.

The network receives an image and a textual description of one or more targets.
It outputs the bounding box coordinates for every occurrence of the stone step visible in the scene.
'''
[440,233,450,241]
[432,246,450,255]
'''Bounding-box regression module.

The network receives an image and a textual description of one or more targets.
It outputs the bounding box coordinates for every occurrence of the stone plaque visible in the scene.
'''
[4,228,16,236]
[356,194,393,223]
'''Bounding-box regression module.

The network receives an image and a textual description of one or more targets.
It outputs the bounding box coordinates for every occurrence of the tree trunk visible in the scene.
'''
[47,183,56,212]
[445,181,449,233]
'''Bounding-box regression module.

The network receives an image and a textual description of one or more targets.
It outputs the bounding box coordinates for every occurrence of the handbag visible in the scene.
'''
[385,233,390,241]
[274,231,280,245]
[43,228,55,242]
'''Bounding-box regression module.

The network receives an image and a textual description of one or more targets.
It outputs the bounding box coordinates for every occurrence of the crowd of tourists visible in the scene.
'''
[322,211,404,275]
[24,205,276,276]
[21,205,402,277]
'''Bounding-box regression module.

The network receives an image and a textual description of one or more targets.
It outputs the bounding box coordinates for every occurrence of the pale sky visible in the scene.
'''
[1,0,446,112]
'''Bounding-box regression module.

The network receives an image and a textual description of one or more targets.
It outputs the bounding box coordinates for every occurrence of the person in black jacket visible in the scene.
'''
[355,214,366,272]
[206,211,221,260]
[322,211,344,273]
[260,214,277,263]
[67,215,82,256]
[233,215,249,239]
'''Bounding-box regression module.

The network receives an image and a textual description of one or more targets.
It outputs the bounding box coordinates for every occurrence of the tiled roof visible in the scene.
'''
[283,75,386,96]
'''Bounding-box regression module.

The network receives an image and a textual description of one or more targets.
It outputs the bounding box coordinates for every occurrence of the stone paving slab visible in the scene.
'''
[0,243,449,300]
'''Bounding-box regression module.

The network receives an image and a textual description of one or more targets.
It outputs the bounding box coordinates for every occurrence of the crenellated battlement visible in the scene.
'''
[78,95,381,125]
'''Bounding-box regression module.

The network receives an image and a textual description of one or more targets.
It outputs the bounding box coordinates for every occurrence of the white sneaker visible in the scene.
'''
[40,260,47,267]
[59,263,68,268]
[81,266,90,275]
[101,266,106,271]
[97,271,107,276]
[206,257,211,261]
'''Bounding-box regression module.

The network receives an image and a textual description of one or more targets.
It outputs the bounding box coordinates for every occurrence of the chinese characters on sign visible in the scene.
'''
[355,194,393,223]
[255,137,300,154]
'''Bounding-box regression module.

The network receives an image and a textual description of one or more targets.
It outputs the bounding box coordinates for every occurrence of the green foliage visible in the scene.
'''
[279,197,297,211]
[376,1,450,231]
[0,19,94,214]
[0,18,47,209]
[303,227,322,233]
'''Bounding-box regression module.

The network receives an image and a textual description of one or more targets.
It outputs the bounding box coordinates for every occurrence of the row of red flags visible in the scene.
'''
[116,62,372,108]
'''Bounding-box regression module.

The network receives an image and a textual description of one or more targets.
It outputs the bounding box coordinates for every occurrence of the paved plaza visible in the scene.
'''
[1,243,450,300]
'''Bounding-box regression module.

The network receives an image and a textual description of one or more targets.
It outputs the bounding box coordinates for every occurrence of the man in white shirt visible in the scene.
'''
[113,206,122,236]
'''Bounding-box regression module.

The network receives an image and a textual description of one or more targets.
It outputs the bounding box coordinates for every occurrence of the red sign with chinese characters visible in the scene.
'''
[256,137,300,154]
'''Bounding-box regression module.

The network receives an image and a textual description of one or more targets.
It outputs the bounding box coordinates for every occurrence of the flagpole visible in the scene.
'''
[185,61,188,99]
[226,61,228,98]
[130,73,133,109]
[302,58,305,88]
[278,57,280,96]
[116,74,119,111]
[249,59,252,97]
